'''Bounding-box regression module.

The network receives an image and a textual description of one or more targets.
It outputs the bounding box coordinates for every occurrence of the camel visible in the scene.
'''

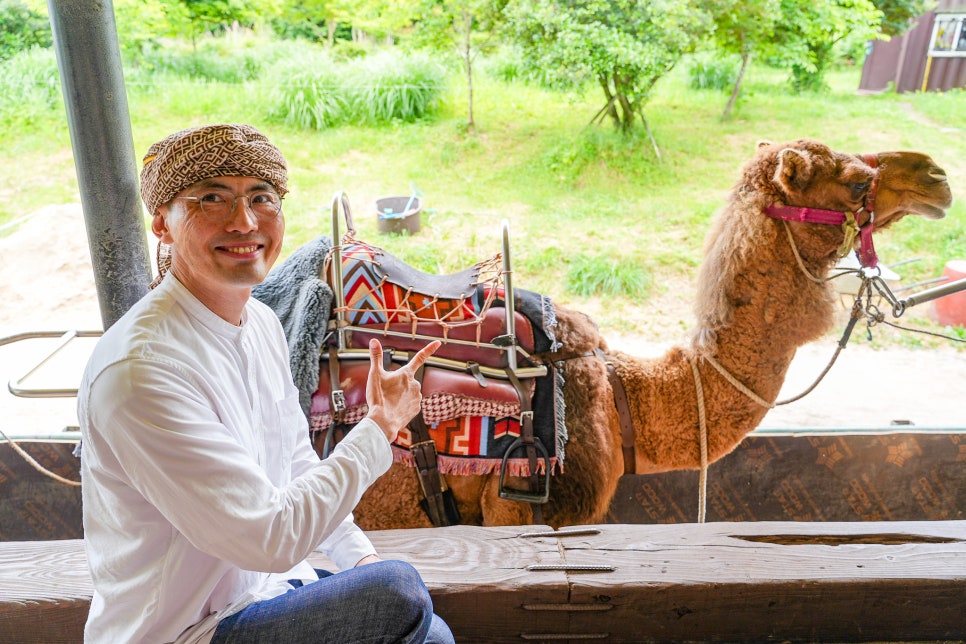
[349,139,953,530]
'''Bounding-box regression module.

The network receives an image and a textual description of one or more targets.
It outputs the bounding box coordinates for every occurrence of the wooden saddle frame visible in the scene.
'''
[321,192,550,526]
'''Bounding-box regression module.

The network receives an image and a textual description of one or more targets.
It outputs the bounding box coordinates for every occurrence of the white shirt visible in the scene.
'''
[78,275,392,643]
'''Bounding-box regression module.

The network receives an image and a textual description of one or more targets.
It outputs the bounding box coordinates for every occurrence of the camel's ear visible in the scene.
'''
[756,140,772,149]
[774,148,813,193]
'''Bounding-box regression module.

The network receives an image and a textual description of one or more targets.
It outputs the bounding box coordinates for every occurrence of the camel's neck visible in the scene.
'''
[611,213,839,474]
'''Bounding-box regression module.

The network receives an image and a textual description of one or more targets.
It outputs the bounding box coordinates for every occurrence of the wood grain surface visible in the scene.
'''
[2,521,964,643]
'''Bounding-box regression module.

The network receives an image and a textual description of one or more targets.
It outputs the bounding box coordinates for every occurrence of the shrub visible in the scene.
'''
[347,51,445,124]
[0,0,52,62]
[262,49,347,129]
[0,47,62,128]
[264,49,446,130]
[688,55,738,91]
[565,254,651,298]
[138,41,262,82]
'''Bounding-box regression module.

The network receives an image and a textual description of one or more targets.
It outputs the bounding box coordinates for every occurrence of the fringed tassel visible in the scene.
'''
[390,445,560,477]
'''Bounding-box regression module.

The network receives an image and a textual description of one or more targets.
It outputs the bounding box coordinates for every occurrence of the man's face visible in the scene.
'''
[152,175,284,310]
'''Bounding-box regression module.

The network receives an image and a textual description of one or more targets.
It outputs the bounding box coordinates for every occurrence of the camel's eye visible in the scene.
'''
[849,182,870,200]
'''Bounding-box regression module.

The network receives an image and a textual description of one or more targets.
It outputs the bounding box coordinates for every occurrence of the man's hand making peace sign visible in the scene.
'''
[364,338,441,442]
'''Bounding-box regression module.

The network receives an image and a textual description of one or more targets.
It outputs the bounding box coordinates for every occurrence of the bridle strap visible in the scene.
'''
[764,153,880,269]
[856,154,880,268]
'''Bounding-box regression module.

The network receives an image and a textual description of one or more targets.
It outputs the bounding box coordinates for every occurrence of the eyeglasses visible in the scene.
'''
[174,190,283,223]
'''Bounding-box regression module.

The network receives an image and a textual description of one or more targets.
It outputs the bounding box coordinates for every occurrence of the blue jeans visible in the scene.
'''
[211,560,455,643]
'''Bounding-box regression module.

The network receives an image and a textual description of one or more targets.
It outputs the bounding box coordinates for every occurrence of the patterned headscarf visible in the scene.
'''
[141,124,288,287]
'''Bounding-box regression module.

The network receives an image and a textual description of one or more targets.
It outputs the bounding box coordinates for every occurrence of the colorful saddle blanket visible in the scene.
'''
[253,235,567,476]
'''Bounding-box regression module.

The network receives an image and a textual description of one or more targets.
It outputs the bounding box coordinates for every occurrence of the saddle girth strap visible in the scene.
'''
[505,368,544,525]
[319,347,348,459]
[601,351,637,475]
[409,366,461,527]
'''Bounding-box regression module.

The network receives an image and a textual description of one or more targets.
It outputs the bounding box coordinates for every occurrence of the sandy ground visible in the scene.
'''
[1,204,964,437]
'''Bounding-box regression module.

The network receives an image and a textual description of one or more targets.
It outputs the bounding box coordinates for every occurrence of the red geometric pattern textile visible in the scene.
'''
[308,393,521,434]
[333,240,504,329]
[390,417,559,477]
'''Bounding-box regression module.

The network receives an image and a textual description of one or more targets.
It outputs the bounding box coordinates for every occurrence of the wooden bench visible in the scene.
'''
[2,521,964,643]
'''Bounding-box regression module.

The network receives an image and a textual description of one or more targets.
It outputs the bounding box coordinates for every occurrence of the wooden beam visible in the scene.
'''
[1,521,964,643]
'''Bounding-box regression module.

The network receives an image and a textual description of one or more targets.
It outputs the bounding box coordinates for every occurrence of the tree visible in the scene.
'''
[408,0,507,128]
[874,0,931,37]
[504,0,713,152]
[711,0,927,112]
[0,0,51,61]
[275,0,355,48]
[709,0,780,118]
[169,0,278,45]
[768,0,883,92]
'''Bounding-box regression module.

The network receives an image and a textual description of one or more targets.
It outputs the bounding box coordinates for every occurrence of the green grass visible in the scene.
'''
[1,42,964,348]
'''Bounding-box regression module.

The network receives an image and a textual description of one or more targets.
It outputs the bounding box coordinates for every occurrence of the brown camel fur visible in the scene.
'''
[351,139,953,530]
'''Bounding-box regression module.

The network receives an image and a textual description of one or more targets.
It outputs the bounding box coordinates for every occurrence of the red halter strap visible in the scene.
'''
[764,153,880,268]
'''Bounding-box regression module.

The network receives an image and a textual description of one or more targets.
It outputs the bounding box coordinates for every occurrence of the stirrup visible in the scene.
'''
[498,437,550,504]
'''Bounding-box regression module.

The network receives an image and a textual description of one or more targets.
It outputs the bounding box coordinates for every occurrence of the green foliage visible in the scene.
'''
[0,47,61,131]
[873,0,930,37]
[174,0,280,37]
[137,40,264,82]
[405,0,508,126]
[0,0,51,62]
[688,55,739,91]
[709,0,781,57]
[331,40,370,61]
[270,0,353,46]
[479,45,528,83]
[564,253,651,298]
[768,0,883,92]
[504,0,714,132]
[113,0,175,66]
[263,49,446,129]
[263,49,346,129]
[541,127,664,184]
[350,52,447,123]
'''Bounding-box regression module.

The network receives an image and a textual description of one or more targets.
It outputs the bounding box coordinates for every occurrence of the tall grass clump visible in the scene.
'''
[565,254,651,298]
[136,39,262,82]
[263,48,346,130]
[347,51,445,124]
[481,45,532,83]
[0,47,62,131]
[264,48,446,130]
[687,54,739,91]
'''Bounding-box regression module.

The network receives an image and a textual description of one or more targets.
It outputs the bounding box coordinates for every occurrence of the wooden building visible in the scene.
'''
[859,0,966,93]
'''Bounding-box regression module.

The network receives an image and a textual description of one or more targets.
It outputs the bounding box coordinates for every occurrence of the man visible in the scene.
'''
[78,124,453,643]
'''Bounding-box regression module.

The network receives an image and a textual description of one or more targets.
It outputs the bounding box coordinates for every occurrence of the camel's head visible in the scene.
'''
[693,140,953,353]
[759,139,953,229]
[861,150,953,228]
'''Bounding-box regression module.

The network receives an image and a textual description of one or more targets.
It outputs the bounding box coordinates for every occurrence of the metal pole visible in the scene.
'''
[46,0,151,330]
[900,277,966,310]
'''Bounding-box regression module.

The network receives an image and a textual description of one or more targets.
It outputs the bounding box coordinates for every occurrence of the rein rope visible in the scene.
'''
[0,426,81,487]
[688,357,709,523]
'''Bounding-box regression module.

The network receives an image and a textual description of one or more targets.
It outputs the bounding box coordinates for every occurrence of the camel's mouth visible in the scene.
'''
[915,204,949,220]
[907,184,954,220]
[877,181,953,227]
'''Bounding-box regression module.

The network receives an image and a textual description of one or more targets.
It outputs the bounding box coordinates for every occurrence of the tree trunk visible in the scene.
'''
[639,109,661,161]
[326,19,337,49]
[599,78,620,127]
[722,51,750,119]
[616,91,635,132]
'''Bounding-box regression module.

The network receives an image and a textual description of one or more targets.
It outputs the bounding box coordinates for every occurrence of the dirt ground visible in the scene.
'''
[1,204,964,436]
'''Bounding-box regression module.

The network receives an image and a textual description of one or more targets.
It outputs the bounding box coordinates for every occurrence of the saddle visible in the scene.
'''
[312,193,558,526]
